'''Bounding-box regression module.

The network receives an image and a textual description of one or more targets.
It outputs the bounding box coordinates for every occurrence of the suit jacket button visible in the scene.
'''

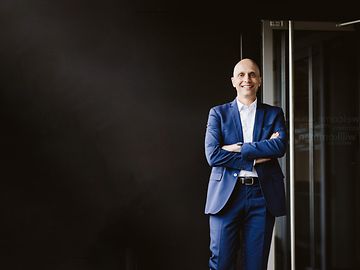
[233,173,238,177]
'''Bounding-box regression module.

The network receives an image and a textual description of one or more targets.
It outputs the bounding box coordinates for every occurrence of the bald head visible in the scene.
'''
[232,58,261,78]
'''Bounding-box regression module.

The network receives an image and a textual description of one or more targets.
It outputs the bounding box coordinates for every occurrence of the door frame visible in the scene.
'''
[261,20,355,270]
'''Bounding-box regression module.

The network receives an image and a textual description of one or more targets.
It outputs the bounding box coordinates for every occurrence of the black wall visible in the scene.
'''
[0,1,258,269]
[0,1,357,269]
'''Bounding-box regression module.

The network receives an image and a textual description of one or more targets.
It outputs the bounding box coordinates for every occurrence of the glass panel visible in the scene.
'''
[293,53,311,270]
[312,45,323,270]
[321,31,359,270]
[270,23,360,270]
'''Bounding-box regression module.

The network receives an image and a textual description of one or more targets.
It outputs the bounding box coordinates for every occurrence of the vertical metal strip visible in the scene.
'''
[288,20,296,270]
[308,47,316,269]
[262,20,275,270]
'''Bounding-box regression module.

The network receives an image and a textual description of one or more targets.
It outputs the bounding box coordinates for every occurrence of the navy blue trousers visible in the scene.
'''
[209,181,275,270]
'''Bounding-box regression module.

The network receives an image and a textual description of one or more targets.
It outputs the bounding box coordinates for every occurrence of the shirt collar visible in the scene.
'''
[236,98,257,112]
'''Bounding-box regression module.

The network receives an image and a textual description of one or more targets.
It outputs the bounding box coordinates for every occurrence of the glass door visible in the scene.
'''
[262,20,360,270]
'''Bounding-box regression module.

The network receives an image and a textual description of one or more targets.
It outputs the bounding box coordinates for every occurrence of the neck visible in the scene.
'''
[237,96,256,106]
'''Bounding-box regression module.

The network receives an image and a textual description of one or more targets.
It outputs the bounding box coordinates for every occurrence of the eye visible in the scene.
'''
[249,72,256,78]
[238,73,245,77]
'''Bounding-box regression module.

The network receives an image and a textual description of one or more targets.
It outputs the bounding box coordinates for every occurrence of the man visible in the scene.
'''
[204,58,287,270]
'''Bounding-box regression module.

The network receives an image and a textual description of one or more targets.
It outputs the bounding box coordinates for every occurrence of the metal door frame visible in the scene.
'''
[261,20,355,270]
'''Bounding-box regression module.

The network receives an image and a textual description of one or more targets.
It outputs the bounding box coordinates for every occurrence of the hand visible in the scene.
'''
[254,158,271,165]
[221,144,241,153]
[270,132,279,139]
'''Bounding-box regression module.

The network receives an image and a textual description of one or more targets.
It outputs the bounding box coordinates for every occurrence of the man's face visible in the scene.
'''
[231,59,262,99]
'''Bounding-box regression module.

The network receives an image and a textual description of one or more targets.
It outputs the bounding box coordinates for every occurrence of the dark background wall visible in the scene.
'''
[0,1,357,269]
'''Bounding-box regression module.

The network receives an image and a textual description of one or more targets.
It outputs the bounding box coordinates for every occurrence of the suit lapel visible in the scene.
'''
[230,99,244,142]
[253,102,265,142]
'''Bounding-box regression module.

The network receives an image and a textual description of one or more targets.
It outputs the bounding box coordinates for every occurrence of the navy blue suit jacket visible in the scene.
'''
[204,99,287,217]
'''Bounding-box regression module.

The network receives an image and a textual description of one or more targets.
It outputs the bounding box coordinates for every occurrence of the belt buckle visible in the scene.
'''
[245,177,254,185]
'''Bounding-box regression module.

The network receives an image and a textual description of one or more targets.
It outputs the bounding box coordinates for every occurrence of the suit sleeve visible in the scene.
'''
[241,108,287,160]
[204,108,254,171]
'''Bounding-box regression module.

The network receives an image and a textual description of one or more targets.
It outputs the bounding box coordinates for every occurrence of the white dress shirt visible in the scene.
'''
[237,98,258,177]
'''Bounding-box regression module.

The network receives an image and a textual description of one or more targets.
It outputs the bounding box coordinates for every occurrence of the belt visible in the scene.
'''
[238,177,258,185]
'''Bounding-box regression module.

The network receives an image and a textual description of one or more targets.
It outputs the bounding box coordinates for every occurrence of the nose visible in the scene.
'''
[243,73,251,81]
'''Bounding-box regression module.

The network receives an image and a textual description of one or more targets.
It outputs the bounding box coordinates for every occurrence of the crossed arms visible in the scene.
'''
[222,132,279,165]
[204,107,287,171]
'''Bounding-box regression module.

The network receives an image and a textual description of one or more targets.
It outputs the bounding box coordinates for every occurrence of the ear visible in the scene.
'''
[231,77,236,88]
